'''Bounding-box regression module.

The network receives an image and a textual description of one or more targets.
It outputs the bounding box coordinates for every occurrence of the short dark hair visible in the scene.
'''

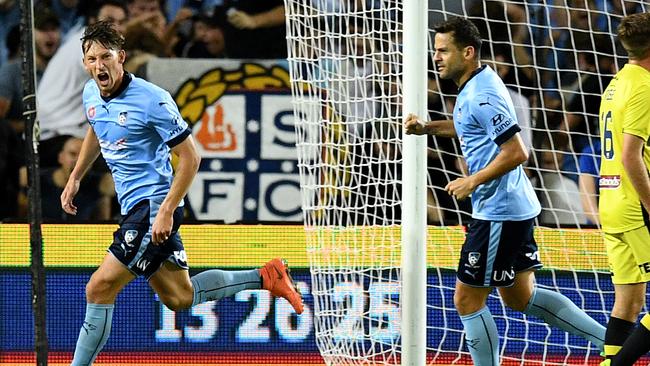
[86,0,129,21]
[35,8,60,31]
[617,12,650,60]
[433,17,482,56]
[81,20,125,54]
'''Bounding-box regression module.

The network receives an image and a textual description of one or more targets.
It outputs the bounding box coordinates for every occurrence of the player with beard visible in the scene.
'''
[405,16,605,365]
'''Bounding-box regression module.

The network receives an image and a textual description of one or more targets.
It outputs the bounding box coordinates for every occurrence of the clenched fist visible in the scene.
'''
[404,113,428,135]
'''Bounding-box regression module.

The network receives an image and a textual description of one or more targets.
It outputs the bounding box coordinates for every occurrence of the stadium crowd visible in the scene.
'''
[0,0,639,227]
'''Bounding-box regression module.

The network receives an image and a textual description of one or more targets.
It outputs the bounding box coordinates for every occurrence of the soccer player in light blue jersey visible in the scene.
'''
[61,21,303,366]
[405,17,605,366]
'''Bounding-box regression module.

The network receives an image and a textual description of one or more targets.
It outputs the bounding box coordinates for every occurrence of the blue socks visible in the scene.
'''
[460,306,500,366]
[70,270,261,365]
[524,287,605,350]
[461,287,605,366]
[71,303,114,366]
[190,269,261,306]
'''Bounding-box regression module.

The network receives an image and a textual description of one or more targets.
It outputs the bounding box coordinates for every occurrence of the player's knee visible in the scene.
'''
[454,290,483,315]
[501,294,528,312]
[85,276,116,303]
[160,294,193,311]
[613,297,645,320]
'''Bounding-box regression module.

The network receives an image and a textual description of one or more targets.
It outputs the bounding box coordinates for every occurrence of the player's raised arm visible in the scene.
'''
[61,127,101,215]
[404,113,456,137]
[151,135,200,244]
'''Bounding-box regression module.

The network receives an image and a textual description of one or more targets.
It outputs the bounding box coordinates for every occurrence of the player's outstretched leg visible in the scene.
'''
[190,268,262,306]
[523,287,605,350]
[260,258,304,314]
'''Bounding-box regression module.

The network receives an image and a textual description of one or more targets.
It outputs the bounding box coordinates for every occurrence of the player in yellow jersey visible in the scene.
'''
[599,12,650,366]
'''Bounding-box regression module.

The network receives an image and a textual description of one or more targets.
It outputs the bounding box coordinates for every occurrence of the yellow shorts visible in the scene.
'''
[605,225,650,284]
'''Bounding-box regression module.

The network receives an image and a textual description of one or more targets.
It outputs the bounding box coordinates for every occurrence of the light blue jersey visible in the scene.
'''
[82,72,190,214]
[453,65,540,221]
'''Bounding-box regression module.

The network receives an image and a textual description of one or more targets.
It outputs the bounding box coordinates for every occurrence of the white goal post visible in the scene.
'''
[283,1,646,365]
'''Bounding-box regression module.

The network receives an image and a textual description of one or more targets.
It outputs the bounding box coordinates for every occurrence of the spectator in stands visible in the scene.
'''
[0,0,19,67]
[34,9,64,76]
[0,9,61,135]
[127,0,195,59]
[555,35,614,183]
[51,0,84,36]
[214,0,286,59]
[20,136,115,221]
[173,13,225,58]
[563,35,615,154]
[123,22,165,77]
[534,132,587,226]
[540,0,598,103]
[166,0,222,21]
[578,140,600,226]
[0,106,23,221]
[126,0,161,18]
[162,6,193,56]
[425,58,471,225]
[0,9,61,220]
[126,0,167,40]
[0,25,22,133]
[36,0,128,164]
[469,0,537,94]
[330,16,379,137]
[595,0,643,33]
[0,22,22,220]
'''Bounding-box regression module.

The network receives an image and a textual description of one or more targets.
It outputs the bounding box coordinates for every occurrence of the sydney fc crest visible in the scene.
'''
[121,229,138,254]
[124,230,138,244]
[118,111,128,125]
[468,252,481,267]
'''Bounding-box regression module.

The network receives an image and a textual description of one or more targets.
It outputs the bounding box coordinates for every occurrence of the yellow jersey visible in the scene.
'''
[599,63,650,233]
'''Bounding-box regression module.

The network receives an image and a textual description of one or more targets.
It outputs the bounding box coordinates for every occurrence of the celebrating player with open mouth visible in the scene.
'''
[62,20,304,366]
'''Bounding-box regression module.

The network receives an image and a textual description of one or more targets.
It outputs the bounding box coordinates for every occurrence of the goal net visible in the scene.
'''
[284,0,644,365]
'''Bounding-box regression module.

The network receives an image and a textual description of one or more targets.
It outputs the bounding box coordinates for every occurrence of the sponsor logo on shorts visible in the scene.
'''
[599,175,621,189]
[639,262,650,274]
[173,250,188,267]
[492,269,515,282]
[464,270,478,279]
[136,258,150,272]
[525,251,540,262]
